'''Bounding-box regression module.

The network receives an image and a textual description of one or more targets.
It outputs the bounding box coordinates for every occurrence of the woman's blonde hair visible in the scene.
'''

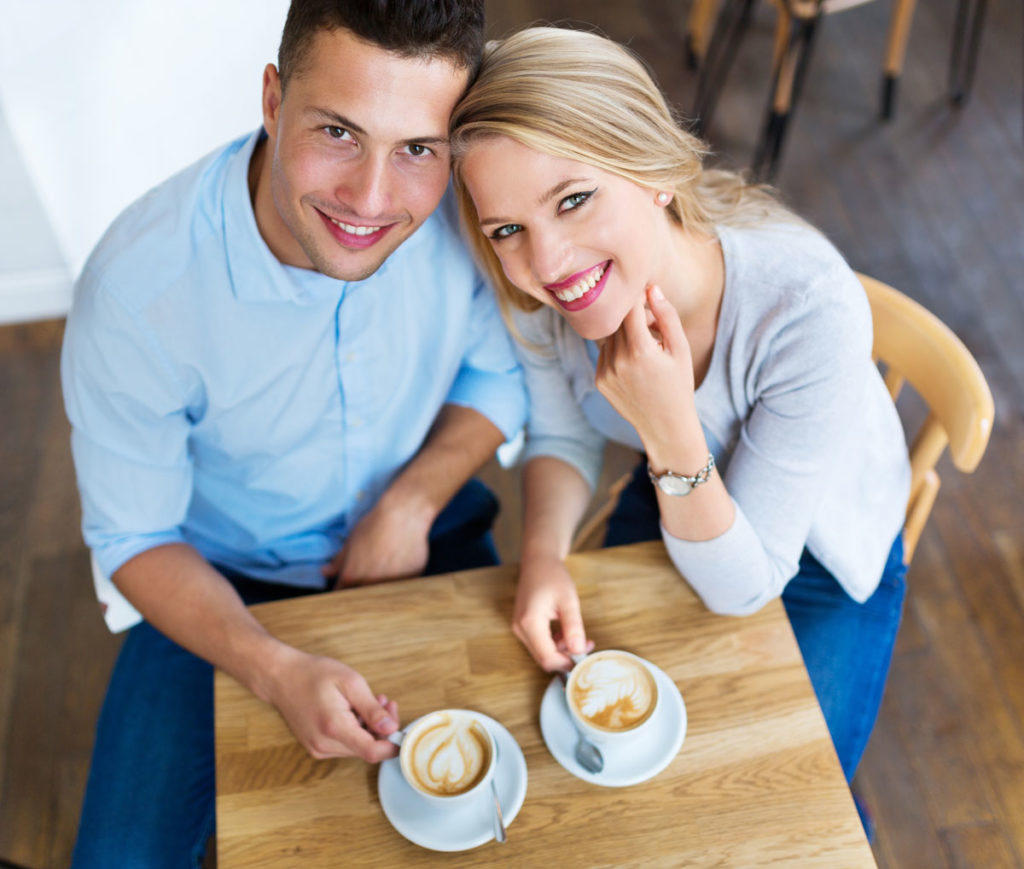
[450,25,795,317]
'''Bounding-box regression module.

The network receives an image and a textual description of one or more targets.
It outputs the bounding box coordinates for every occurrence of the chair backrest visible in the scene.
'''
[857,273,995,562]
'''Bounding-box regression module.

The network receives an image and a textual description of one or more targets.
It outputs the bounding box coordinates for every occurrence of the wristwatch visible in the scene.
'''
[647,453,716,496]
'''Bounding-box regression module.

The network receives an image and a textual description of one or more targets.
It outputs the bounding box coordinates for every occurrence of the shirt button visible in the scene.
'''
[356,490,365,500]
[344,352,357,363]
[350,416,363,427]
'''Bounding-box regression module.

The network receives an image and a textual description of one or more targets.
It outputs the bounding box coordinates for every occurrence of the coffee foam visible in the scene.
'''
[404,712,491,797]
[569,653,657,732]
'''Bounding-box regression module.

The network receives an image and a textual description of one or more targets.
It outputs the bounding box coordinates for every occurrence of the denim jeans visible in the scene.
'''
[605,460,907,782]
[71,479,499,869]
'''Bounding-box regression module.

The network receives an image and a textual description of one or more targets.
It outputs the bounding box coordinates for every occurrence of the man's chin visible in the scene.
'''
[309,246,396,283]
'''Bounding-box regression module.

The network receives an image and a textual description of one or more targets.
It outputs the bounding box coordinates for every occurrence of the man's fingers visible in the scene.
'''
[343,675,399,738]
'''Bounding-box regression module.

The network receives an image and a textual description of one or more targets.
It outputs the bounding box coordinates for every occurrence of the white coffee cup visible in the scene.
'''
[565,650,660,746]
[397,709,497,806]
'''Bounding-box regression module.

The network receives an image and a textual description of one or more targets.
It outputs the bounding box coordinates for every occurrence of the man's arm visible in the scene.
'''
[114,542,399,761]
[323,404,505,586]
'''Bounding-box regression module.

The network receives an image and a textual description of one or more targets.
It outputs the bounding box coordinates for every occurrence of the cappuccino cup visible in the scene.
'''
[565,650,660,746]
[398,709,497,805]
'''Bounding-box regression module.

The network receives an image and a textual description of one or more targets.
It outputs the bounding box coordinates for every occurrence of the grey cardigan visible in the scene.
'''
[512,222,910,614]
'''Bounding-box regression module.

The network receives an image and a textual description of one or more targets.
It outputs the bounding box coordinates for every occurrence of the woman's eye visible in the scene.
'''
[558,189,595,213]
[489,223,523,240]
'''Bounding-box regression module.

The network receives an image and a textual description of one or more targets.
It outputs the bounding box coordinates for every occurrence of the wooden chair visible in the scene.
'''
[690,0,918,180]
[858,273,994,561]
[572,274,995,565]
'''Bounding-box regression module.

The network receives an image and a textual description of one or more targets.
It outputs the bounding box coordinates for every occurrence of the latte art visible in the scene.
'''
[569,652,658,732]
[403,712,492,797]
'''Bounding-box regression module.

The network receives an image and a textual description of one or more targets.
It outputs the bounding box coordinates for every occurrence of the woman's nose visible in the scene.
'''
[529,231,573,285]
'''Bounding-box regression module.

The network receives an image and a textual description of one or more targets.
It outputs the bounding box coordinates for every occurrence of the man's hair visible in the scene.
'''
[278,0,486,89]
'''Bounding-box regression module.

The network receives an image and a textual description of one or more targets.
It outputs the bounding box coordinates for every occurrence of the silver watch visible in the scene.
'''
[647,453,716,496]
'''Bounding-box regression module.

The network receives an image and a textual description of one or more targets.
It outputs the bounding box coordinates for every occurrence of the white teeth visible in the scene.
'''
[552,264,606,303]
[330,217,383,236]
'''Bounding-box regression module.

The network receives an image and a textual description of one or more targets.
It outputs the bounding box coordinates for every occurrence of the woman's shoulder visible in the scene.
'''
[717,222,872,368]
[720,222,866,319]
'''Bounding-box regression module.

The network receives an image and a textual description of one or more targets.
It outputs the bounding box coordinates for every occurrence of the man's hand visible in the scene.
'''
[265,645,400,762]
[322,496,433,588]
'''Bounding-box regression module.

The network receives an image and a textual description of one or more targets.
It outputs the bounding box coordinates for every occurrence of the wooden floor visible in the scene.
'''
[2,1,1022,866]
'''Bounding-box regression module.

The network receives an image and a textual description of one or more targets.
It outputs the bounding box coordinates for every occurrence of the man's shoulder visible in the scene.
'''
[77,133,252,312]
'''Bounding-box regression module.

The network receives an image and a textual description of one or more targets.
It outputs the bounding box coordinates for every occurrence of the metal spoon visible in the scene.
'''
[557,671,604,774]
[489,740,506,843]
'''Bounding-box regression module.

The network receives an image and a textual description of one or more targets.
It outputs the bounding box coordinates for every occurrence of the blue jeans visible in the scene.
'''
[605,461,907,782]
[71,479,499,869]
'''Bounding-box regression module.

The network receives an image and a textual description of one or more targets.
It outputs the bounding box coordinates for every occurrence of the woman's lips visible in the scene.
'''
[544,261,611,312]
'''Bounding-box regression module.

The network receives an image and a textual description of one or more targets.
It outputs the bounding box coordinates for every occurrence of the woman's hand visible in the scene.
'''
[596,285,697,456]
[512,553,591,671]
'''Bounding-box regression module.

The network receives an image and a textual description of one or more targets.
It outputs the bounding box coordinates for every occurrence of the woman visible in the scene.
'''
[451,26,910,783]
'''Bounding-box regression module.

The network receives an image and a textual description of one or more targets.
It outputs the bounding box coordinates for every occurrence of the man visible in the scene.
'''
[61,1,525,864]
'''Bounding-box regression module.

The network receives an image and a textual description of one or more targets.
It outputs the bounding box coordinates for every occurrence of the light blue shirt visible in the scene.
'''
[62,131,527,587]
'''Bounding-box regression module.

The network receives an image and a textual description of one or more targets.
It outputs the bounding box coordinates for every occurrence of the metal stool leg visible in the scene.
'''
[752,12,820,181]
[693,0,757,137]
[949,0,988,105]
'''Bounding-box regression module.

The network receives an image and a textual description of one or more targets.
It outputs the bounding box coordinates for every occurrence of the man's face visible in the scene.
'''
[257,28,469,281]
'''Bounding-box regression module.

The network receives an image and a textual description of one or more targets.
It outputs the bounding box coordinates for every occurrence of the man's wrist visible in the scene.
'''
[375,482,440,533]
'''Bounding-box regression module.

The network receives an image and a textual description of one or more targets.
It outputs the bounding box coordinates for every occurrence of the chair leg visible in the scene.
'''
[685,0,722,70]
[692,0,757,137]
[880,0,918,119]
[752,13,820,181]
[949,0,988,106]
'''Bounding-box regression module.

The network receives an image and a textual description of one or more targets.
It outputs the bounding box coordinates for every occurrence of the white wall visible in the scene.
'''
[0,0,289,323]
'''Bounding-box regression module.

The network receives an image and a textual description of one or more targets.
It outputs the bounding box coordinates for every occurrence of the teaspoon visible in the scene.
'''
[490,740,507,843]
[557,670,605,774]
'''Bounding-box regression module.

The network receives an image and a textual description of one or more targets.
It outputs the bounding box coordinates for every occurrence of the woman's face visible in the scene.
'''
[460,136,673,340]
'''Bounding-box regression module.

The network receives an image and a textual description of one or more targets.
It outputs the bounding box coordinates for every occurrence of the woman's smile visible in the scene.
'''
[544,261,611,310]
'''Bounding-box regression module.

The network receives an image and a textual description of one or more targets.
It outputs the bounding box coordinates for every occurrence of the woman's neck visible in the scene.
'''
[661,223,725,335]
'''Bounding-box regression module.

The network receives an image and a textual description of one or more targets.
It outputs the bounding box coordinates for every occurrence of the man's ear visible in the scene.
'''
[261,63,283,135]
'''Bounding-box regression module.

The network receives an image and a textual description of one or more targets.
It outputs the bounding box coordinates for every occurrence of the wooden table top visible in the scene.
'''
[215,541,876,867]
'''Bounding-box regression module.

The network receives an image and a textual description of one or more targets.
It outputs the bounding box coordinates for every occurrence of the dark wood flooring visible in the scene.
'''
[2,1,1022,866]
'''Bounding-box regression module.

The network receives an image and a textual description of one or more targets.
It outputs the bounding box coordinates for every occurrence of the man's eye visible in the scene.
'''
[325,126,351,140]
[558,190,595,213]
[489,224,523,240]
[405,143,433,157]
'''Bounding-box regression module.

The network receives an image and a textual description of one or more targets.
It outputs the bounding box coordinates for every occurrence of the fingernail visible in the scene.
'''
[651,285,665,301]
[379,716,397,731]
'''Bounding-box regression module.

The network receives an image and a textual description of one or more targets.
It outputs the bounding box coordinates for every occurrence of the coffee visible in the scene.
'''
[568,651,658,733]
[401,711,493,798]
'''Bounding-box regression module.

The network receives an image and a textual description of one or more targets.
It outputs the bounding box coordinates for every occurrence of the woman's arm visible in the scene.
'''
[512,456,594,670]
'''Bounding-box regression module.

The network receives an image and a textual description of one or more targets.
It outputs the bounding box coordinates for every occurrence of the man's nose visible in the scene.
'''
[337,152,390,216]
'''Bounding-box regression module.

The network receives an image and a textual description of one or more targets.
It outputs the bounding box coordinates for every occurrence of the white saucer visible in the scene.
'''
[539,661,686,787]
[378,714,528,851]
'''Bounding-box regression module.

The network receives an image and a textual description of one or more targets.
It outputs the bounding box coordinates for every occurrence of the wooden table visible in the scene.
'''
[215,542,876,867]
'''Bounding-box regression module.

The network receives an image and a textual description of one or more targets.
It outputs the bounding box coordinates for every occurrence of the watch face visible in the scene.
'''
[657,475,693,496]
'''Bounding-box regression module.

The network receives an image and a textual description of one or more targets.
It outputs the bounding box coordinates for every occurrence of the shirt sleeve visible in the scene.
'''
[61,272,194,579]
[661,267,873,615]
[512,309,606,490]
[444,279,529,442]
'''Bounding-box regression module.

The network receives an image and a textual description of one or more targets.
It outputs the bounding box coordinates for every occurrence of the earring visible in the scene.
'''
[656,192,671,204]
